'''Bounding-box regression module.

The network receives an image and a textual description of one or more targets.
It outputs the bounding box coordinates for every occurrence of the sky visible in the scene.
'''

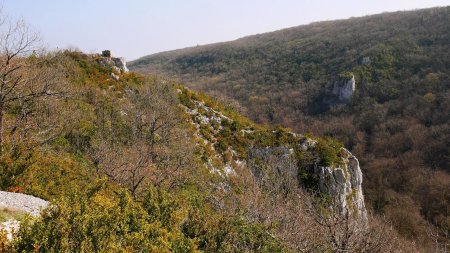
[4,0,450,61]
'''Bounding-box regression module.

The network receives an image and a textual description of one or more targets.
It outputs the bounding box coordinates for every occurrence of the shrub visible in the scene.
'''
[315,137,343,167]
[12,185,197,253]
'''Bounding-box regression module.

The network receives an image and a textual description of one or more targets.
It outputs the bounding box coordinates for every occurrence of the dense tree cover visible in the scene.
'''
[130,7,450,249]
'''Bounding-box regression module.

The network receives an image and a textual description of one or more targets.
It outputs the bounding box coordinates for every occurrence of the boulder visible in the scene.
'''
[111,72,120,81]
[112,57,129,73]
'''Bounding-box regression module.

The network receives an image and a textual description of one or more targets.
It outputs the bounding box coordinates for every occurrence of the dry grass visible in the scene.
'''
[0,208,27,223]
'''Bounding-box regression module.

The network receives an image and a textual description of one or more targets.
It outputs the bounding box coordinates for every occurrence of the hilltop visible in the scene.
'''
[130,6,450,249]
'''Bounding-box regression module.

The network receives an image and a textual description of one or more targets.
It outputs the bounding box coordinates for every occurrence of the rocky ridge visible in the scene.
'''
[180,89,367,218]
[181,92,243,177]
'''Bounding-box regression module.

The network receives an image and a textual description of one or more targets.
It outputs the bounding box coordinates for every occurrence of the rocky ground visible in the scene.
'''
[0,191,48,239]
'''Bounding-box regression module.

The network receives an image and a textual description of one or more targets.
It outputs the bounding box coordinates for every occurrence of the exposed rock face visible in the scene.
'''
[98,50,129,75]
[0,191,48,216]
[1,220,20,240]
[332,74,355,102]
[314,148,367,219]
[181,89,367,219]
[360,56,371,65]
[111,57,129,73]
[299,138,317,151]
[247,138,367,220]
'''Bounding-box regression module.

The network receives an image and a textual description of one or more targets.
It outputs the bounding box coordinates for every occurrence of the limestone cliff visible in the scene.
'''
[332,73,355,102]
[298,137,367,219]
[180,88,367,219]
[314,148,367,219]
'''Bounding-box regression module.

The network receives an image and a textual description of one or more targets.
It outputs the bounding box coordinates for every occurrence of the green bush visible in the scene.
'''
[338,71,354,79]
[12,185,197,253]
[315,137,343,167]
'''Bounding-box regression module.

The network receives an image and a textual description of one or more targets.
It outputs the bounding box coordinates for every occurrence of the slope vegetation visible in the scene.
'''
[0,50,423,252]
[130,7,450,247]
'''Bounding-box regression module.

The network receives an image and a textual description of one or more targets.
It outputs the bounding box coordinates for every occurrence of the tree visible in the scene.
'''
[89,78,195,198]
[0,14,57,153]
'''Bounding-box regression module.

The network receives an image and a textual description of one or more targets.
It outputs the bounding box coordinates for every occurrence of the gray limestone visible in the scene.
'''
[332,74,355,102]
[0,191,48,216]
[0,191,48,240]
[98,50,129,76]
[314,148,367,220]
[361,56,371,65]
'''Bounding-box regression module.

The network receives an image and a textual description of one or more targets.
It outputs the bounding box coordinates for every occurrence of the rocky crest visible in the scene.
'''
[98,50,129,80]
[0,191,48,216]
[181,89,367,219]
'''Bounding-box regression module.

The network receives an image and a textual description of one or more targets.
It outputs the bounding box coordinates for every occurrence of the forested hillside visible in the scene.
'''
[0,46,425,252]
[130,6,450,248]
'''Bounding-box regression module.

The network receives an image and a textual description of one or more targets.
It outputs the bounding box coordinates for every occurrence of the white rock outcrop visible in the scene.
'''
[361,56,371,65]
[314,148,367,219]
[0,191,48,239]
[332,74,355,102]
[98,50,129,76]
[0,191,48,216]
[112,57,129,73]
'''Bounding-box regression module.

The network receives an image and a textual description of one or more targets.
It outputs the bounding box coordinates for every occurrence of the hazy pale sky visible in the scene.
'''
[4,0,450,60]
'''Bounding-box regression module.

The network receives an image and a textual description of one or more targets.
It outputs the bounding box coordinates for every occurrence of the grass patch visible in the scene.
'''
[0,208,27,223]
